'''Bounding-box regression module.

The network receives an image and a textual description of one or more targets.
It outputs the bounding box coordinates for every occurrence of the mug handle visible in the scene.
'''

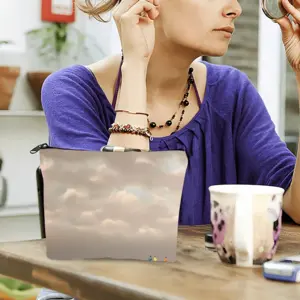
[234,192,253,267]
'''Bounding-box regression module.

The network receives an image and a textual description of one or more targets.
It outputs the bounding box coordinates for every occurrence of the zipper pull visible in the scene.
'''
[30,143,50,154]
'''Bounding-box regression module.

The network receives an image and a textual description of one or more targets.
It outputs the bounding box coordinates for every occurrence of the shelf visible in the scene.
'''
[0,204,39,217]
[0,111,45,117]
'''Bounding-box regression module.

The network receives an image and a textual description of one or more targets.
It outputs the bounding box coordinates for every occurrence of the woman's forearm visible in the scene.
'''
[283,71,300,222]
[107,59,150,151]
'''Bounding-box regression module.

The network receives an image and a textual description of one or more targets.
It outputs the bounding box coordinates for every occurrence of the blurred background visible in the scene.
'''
[0,0,298,298]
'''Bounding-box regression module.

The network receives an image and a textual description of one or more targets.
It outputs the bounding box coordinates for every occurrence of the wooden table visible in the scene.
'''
[0,225,300,300]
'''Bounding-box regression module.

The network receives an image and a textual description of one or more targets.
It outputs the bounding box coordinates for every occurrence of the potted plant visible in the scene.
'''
[0,276,41,300]
[0,41,21,110]
[25,22,102,110]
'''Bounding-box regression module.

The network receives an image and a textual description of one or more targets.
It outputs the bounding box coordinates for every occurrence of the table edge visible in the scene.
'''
[0,241,183,300]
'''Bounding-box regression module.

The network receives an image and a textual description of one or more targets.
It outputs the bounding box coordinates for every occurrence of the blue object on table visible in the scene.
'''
[263,256,300,282]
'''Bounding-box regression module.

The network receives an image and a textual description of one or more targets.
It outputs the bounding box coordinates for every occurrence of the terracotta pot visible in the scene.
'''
[0,66,20,110]
[26,72,52,110]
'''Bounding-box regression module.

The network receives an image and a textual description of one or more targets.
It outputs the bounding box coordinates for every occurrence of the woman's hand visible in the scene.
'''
[276,0,300,72]
[113,0,160,63]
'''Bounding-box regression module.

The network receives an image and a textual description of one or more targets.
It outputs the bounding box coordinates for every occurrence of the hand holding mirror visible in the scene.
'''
[261,0,293,20]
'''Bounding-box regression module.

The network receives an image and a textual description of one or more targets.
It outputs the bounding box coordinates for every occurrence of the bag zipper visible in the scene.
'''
[30,144,80,154]
[30,143,51,154]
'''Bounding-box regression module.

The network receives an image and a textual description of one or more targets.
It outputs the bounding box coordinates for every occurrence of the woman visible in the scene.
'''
[41,0,300,224]
[37,0,300,298]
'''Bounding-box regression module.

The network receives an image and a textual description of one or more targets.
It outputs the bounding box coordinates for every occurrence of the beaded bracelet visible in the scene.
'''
[100,145,144,152]
[108,123,152,138]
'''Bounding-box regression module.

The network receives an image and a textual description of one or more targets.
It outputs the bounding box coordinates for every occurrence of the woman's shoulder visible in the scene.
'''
[199,60,259,120]
[201,60,251,90]
[41,63,101,107]
[41,54,122,107]
[43,64,95,91]
[43,56,120,99]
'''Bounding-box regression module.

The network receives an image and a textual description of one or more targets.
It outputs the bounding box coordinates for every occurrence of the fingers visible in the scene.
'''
[275,0,300,42]
[126,0,159,20]
[276,16,294,42]
[114,0,159,25]
[116,0,145,14]
[281,0,300,24]
[292,0,300,9]
[114,0,159,22]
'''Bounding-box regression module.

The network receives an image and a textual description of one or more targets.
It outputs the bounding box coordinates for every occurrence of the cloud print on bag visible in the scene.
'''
[135,156,156,166]
[157,154,188,177]
[95,163,107,173]
[45,211,71,229]
[97,218,130,236]
[74,225,92,232]
[40,157,54,171]
[137,226,163,237]
[61,188,89,201]
[156,216,178,224]
[94,208,103,215]
[89,164,119,183]
[45,219,53,226]
[61,162,83,173]
[48,185,179,228]
[78,211,99,225]
[100,218,129,227]
[108,190,138,205]
[41,150,188,261]
[169,165,187,177]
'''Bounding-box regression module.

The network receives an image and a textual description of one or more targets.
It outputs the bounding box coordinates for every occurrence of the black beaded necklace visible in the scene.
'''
[148,67,194,134]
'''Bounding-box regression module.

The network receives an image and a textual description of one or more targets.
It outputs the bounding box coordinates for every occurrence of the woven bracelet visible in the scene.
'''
[108,123,152,138]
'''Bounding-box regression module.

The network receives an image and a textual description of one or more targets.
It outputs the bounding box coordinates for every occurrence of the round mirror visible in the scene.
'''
[261,0,293,20]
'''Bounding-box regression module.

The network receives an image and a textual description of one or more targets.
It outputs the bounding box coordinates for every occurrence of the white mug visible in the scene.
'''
[209,184,284,267]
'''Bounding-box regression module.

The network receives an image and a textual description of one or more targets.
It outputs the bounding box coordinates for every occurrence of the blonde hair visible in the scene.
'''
[75,0,120,22]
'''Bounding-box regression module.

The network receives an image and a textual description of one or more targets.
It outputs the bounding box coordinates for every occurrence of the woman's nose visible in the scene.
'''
[222,0,243,19]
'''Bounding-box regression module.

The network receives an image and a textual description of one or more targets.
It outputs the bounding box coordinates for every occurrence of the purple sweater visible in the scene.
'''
[41,60,296,225]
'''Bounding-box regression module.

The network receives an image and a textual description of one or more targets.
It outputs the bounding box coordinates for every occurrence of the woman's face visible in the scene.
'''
[156,0,242,56]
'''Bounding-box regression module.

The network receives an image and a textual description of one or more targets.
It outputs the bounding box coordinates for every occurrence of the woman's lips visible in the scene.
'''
[213,26,234,38]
